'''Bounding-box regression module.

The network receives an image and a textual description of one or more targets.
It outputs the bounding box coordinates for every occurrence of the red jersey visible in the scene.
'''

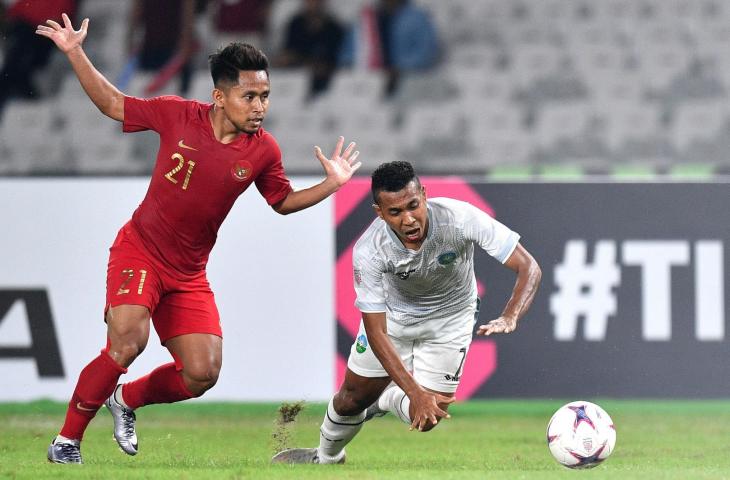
[123,95,292,275]
[7,0,76,25]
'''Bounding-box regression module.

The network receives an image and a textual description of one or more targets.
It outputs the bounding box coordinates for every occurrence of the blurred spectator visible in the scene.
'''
[274,0,344,98]
[340,0,439,97]
[208,0,273,52]
[127,0,196,95]
[0,0,77,119]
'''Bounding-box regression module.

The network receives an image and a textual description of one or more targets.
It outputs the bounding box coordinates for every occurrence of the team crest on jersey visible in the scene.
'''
[354,268,362,285]
[355,334,368,353]
[230,160,253,181]
[438,251,458,265]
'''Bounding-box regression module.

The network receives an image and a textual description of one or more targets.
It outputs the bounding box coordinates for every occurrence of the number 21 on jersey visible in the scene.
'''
[164,152,196,190]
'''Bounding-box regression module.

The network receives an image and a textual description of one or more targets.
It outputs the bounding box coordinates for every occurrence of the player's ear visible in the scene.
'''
[212,87,225,107]
[373,202,384,219]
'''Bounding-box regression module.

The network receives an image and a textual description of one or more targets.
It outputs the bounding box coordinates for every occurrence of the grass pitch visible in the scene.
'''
[2,399,730,479]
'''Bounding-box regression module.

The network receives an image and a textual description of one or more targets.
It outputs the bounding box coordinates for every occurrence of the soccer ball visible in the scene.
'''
[546,401,616,469]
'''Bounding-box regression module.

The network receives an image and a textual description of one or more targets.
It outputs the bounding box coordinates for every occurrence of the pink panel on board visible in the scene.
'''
[335,354,348,389]
[336,243,361,338]
[335,178,371,226]
[421,177,495,217]
[456,340,497,400]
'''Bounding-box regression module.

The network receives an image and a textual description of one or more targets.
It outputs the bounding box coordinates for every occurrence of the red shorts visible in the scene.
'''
[105,223,222,344]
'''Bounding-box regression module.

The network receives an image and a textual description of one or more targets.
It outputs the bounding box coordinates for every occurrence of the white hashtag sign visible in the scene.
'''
[550,240,621,341]
[551,240,725,341]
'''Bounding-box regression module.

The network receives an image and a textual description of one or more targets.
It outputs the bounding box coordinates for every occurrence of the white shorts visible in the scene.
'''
[346,301,479,393]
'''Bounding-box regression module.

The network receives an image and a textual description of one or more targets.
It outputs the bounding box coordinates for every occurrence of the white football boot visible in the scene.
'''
[105,385,138,455]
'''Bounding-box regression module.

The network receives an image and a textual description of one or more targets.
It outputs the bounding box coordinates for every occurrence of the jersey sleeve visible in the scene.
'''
[353,243,387,313]
[254,135,293,205]
[123,95,187,133]
[462,202,520,264]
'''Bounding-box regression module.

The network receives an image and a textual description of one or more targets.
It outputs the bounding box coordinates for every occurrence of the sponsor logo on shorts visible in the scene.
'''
[355,334,368,353]
[231,160,253,182]
[438,251,458,265]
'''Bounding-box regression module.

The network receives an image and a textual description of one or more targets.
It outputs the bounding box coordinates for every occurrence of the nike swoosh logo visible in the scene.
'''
[178,140,198,151]
[76,402,97,412]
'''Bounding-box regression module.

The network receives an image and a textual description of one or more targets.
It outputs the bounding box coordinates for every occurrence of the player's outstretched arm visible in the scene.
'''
[272,136,361,215]
[36,13,124,122]
[477,243,542,336]
[362,312,453,431]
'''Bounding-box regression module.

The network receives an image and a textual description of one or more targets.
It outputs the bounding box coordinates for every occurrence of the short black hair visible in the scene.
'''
[209,42,269,88]
[371,161,421,203]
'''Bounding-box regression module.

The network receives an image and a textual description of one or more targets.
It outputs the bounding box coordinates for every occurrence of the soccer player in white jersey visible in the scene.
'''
[272,161,542,464]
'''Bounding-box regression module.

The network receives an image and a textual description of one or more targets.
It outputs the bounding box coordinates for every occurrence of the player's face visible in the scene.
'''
[216,70,270,134]
[374,180,429,250]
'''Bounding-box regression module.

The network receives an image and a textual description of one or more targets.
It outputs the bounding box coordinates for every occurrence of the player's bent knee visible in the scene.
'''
[107,341,146,367]
[182,363,220,396]
[332,390,369,416]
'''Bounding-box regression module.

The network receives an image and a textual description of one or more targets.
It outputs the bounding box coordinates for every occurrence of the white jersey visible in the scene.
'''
[352,197,520,332]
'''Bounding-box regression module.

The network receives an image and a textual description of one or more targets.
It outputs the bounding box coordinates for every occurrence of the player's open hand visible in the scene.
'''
[477,316,518,336]
[314,136,362,188]
[409,389,454,432]
[35,13,89,54]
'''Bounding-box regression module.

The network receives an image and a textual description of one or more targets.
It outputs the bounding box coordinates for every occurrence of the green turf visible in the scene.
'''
[487,165,533,181]
[537,164,585,180]
[611,165,658,180]
[668,164,716,180]
[3,400,730,479]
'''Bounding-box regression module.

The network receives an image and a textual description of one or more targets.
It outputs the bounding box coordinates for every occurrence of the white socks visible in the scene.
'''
[377,385,412,424]
[55,434,79,445]
[317,398,366,463]
[316,387,414,463]
[114,384,131,409]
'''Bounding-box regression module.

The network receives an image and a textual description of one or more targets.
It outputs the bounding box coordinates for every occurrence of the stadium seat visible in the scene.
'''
[669,100,728,151]
[533,102,595,149]
[2,101,65,174]
[451,68,514,105]
[75,136,136,174]
[635,44,692,91]
[326,71,385,110]
[268,69,309,107]
[570,44,632,80]
[469,105,533,166]
[188,71,214,103]
[126,73,159,99]
[402,104,468,152]
[601,104,662,151]
[508,44,570,88]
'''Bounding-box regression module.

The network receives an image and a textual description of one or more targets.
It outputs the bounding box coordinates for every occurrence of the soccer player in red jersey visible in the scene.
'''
[37,14,362,464]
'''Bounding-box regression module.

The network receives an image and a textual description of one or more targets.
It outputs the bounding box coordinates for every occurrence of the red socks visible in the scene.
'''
[60,350,127,440]
[59,352,196,440]
[121,362,197,410]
